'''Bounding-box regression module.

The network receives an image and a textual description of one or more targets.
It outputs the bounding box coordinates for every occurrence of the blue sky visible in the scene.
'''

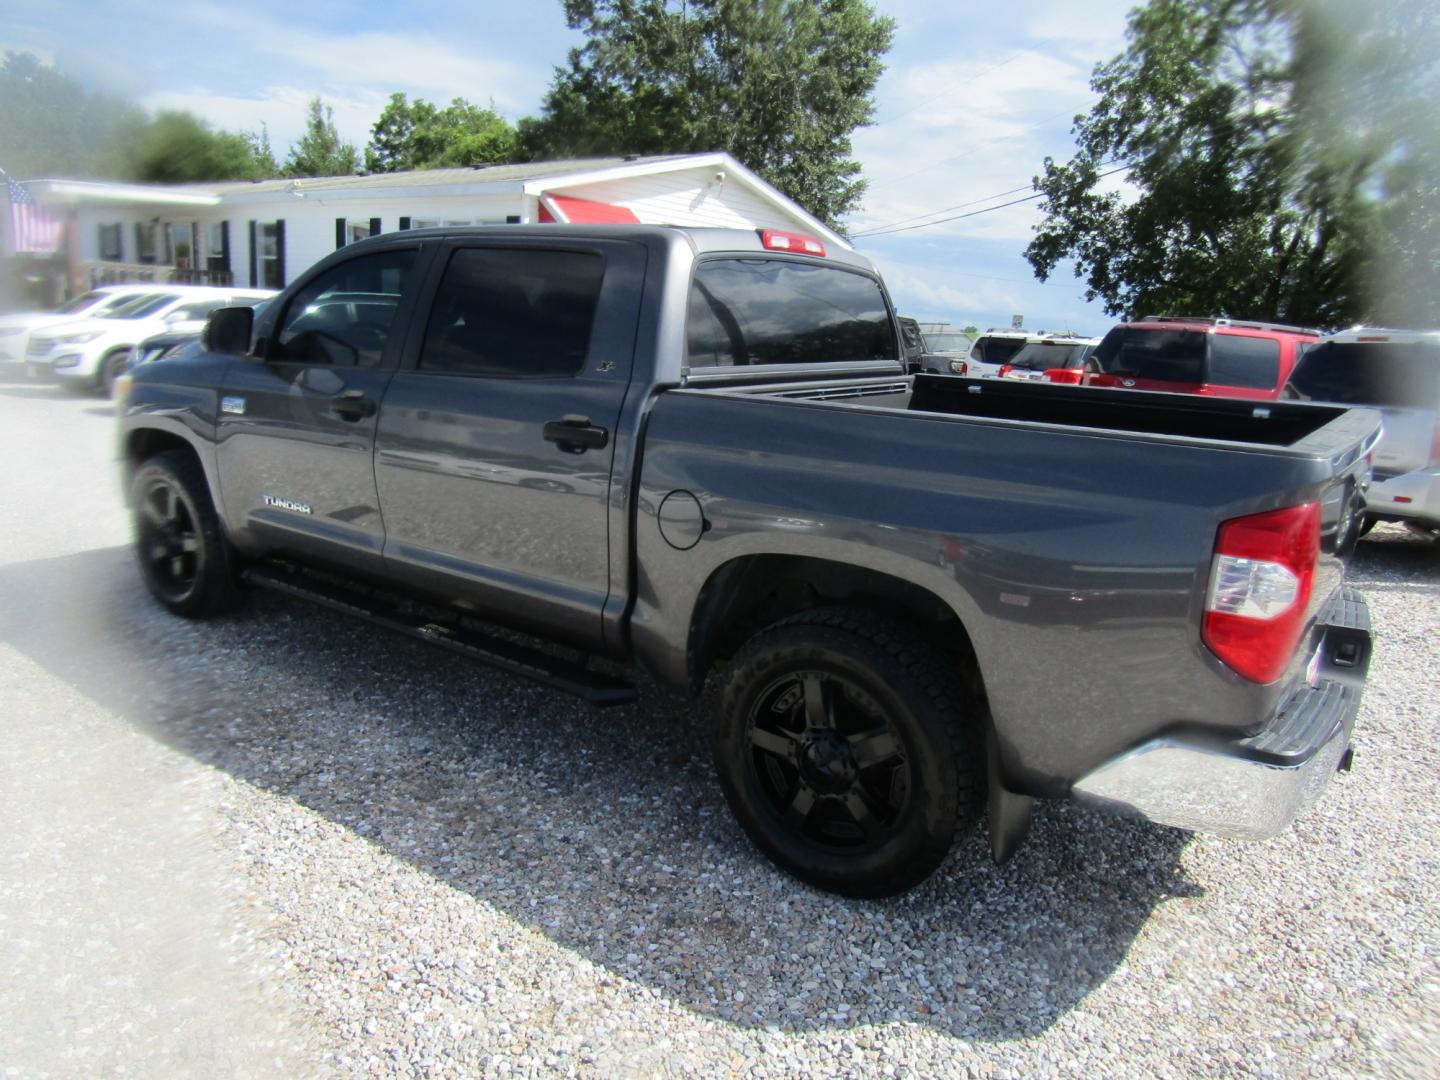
[6,0,1140,333]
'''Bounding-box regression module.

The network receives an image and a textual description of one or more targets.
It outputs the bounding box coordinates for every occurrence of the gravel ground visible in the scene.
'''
[1,374,1437,1077]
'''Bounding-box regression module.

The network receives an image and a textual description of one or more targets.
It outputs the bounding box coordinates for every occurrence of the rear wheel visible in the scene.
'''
[131,450,241,617]
[714,608,981,897]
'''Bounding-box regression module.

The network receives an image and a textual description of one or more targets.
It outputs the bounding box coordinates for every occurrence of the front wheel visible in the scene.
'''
[714,608,982,897]
[131,450,241,617]
[100,349,129,398]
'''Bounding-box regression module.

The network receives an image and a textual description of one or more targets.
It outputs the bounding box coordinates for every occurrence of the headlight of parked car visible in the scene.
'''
[52,330,106,345]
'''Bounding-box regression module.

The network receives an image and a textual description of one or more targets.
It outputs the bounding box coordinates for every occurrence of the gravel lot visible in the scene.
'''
[1,373,1436,1077]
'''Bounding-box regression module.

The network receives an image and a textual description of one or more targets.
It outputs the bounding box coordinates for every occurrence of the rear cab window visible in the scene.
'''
[686,258,896,369]
[1208,334,1281,389]
[1008,341,1089,372]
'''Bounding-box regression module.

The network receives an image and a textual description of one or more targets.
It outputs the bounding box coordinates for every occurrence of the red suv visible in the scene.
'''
[1085,316,1320,400]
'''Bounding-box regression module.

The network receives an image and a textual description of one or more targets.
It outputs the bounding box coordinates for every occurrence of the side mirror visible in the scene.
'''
[204,305,254,354]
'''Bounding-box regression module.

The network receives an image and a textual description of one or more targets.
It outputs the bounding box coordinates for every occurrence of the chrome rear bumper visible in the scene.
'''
[1074,587,1371,840]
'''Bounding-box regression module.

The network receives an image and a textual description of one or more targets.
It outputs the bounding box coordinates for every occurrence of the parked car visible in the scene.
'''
[1085,316,1320,400]
[1284,326,1440,538]
[118,224,1377,897]
[997,336,1102,384]
[0,284,165,368]
[26,286,274,395]
[918,330,976,373]
[945,328,1034,377]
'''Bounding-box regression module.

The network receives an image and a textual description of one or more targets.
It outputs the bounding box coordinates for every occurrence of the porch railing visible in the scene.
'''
[84,261,234,288]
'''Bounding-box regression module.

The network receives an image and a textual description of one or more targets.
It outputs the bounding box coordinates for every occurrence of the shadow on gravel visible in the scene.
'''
[0,545,1203,1042]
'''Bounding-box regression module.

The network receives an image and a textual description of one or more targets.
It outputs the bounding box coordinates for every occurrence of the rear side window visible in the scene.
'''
[1209,334,1281,389]
[273,249,415,367]
[420,248,604,377]
[1093,328,1205,382]
[686,259,896,368]
[1286,341,1440,407]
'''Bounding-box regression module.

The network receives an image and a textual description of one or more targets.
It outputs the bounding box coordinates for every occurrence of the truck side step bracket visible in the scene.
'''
[240,566,637,707]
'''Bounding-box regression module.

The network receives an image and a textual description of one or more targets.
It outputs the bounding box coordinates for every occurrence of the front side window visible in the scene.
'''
[686,259,895,368]
[1093,328,1206,383]
[55,290,106,315]
[272,249,416,367]
[420,248,604,377]
[110,293,178,319]
[1208,334,1282,389]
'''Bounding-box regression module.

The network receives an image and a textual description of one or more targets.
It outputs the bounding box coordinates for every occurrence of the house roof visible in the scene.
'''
[27,152,850,250]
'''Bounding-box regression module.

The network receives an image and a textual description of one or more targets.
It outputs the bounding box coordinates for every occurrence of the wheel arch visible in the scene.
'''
[686,553,985,701]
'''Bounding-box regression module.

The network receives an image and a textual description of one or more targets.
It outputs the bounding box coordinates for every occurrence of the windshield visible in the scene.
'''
[54,291,107,315]
[1285,341,1440,408]
[1093,327,1205,382]
[106,293,177,320]
[923,332,971,354]
[1008,341,1090,371]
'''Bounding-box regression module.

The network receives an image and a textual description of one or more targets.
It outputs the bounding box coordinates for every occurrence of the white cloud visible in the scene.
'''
[142,86,390,156]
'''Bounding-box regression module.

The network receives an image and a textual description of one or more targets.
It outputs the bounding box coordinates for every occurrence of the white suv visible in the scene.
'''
[1284,327,1440,538]
[943,328,1034,378]
[0,285,164,367]
[26,287,274,394]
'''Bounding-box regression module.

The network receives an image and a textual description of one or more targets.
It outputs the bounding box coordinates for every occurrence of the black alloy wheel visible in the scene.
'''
[131,450,241,617]
[715,608,981,897]
[746,669,911,850]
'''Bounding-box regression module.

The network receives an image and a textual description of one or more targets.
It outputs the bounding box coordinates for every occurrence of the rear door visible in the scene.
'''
[373,237,647,651]
[216,245,424,573]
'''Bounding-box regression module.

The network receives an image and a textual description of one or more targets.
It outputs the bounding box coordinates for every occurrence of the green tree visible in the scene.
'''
[519,0,895,228]
[1026,0,1439,327]
[364,93,517,172]
[127,111,279,182]
[285,97,359,178]
[0,51,143,178]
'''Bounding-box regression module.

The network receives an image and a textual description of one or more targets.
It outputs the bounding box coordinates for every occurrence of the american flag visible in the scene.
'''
[6,173,64,254]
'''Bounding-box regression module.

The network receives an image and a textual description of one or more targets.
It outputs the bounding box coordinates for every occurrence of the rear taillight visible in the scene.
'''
[1046,368,1083,384]
[759,229,826,256]
[1203,502,1320,683]
[998,364,1014,378]
[950,359,968,375]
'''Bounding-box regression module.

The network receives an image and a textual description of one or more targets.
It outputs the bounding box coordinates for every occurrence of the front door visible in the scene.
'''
[374,238,646,650]
[216,246,422,575]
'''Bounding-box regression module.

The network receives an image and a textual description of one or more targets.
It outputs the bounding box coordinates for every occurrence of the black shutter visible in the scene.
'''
[506,215,521,224]
[369,216,381,236]
[336,217,347,250]
[274,220,286,288]
[248,221,257,287]
[398,216,411,231]
[220,221,231,278]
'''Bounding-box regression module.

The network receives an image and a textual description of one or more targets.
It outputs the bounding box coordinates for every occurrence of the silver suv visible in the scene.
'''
[1284,327,1440,537]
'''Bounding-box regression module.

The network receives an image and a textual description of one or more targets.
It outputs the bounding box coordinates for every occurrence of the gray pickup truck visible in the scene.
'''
[116,225,1379,897]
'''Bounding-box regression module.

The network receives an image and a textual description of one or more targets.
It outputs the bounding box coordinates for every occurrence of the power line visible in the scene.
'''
[851,181,1037,235]
[853,162,1130,238]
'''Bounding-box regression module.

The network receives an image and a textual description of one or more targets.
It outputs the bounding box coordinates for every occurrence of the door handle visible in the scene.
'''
[332,389,376,421]
[543,415,609,453]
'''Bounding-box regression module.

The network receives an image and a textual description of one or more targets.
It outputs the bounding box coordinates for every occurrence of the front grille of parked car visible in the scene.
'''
[26,338,55,360]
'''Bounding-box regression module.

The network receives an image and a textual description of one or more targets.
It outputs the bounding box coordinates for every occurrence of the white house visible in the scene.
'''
[23,153,848,297]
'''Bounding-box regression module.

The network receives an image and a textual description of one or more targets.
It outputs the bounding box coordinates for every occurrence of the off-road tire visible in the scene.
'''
[714,607,982,898]
[131,449,242,617]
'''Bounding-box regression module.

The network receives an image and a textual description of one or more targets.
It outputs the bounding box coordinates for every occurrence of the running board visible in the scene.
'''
[240,566,637,707]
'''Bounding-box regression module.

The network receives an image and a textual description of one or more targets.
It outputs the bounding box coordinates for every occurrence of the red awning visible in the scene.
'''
[540,195,640,224]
